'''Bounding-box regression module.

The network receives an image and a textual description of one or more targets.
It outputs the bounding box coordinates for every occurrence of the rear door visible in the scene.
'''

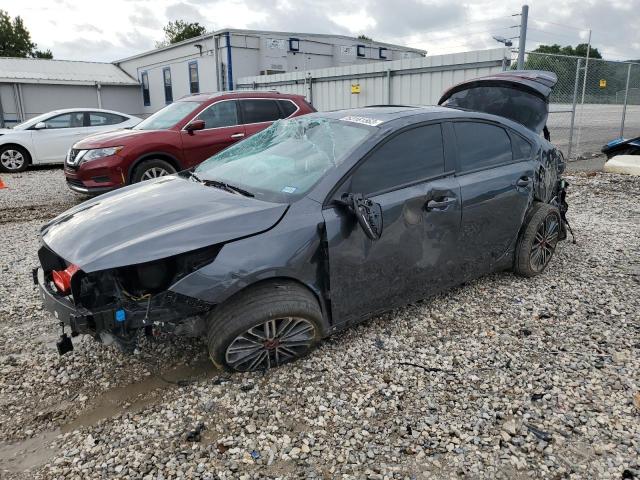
[451,121,534,277]
[179,100,246,168]
[239,99,285,138]
[322,123,462,326]
[86,111,130,135]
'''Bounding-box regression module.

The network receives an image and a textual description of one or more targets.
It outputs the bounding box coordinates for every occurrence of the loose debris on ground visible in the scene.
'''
[0,166,638,479]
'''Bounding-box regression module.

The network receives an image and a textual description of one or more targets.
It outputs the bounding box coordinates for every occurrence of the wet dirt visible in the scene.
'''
[0,358,217,474]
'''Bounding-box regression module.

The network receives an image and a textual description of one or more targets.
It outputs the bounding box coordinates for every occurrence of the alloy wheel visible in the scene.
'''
[141,167,170,180]
[529,213,559,272]
[225,317,316,371]
[0,150,25,171]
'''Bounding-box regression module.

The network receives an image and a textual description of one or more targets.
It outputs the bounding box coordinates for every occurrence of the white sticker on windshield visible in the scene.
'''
[340,116,384,127]
[281,186,297,194]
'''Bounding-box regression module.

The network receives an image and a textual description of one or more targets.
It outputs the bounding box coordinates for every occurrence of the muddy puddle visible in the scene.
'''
[63,358,217,432]
[0,358,217,474]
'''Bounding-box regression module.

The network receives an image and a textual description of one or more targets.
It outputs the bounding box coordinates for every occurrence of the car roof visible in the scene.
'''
[34,107,134,117]
[310,105,478,125]
[179,91,305,103]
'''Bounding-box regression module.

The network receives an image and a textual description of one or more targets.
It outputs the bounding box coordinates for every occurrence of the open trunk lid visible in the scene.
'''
[438,70,558,135]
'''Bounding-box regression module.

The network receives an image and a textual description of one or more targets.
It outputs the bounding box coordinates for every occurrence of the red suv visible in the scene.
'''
[64,91,315,194]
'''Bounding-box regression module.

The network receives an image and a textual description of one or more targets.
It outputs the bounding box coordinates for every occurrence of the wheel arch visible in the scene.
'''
[128,152,183,183]
[0,142,34,164]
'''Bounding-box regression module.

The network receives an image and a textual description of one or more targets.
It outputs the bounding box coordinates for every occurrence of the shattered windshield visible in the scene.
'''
[134,101,200,130]
[194,117,373,203]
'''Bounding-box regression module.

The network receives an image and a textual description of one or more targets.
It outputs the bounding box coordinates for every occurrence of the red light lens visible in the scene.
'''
[52,264,80,294]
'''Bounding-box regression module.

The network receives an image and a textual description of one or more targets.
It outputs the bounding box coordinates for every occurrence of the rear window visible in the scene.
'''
[512,132,533,159]
[240,99,281,124]
[443,85,548,134]
[279,100,298,117]
[454,122,512,172]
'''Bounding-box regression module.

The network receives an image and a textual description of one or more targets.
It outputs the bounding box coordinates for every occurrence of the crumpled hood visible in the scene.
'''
[41,175,288,272]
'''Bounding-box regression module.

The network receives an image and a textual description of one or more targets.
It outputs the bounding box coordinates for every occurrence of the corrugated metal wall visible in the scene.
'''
[236,48,508,111]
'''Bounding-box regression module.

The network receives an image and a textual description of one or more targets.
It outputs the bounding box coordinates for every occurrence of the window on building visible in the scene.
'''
[350,124,445,195]
[141,71,150,106]
[379,47,388,59]
[89,112,127,126]
[239,99,282,124]
[189,61,199,94]
[278,100,298,118]
[195,100,239,129]
[43,112,85,129]
[357,45,366,57]
[163,67,173,104]
[511,132,533,159]
[454,122,513,172]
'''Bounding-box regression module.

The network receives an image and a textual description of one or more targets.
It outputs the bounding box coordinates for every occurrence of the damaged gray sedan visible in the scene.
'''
[35,71,570,372]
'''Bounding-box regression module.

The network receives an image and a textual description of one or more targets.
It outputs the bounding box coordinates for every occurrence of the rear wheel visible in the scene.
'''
[131,159,176,183]
[514,203,561,277]
[206,281,324,372]
[0,145,30,173]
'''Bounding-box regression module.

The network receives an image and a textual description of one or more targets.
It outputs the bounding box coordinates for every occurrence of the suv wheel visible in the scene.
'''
[0,146,30,173]
[132,159,176,183]
[206,281,324,372]
[514,202,562,277]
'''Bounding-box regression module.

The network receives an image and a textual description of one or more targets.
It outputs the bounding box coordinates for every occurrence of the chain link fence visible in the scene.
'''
[519,52,640,159]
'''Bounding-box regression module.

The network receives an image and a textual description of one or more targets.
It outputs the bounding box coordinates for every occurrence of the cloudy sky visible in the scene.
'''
[2,0,639,62]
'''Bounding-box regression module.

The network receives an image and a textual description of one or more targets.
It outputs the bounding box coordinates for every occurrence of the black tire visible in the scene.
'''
[206,280,325,372]
[514,202,562,277]
[131,159,176,183]
[0,145,30,173]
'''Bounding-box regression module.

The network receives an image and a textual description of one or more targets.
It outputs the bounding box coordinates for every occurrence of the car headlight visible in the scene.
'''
[81,146,124,162]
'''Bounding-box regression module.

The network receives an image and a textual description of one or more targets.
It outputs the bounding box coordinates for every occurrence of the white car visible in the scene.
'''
[0,108,141,173]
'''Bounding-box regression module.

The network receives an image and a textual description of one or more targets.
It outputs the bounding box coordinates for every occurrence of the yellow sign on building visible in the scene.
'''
[599,79,607,89]
[351,83,361,94]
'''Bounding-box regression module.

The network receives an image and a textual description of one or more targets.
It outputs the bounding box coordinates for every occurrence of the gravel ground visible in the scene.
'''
[0,165,639,479]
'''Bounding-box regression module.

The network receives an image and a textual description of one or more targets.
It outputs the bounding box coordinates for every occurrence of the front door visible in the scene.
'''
[322,124,462,326]
[180,100,246,168]
[33,111,87,163]
[452,121,534,276]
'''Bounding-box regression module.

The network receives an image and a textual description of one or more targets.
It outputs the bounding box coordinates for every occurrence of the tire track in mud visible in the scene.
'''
[0,202,78,225]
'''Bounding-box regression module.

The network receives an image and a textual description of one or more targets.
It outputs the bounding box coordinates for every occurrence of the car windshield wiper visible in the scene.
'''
[201,178,255,197]
[185,170,203,183]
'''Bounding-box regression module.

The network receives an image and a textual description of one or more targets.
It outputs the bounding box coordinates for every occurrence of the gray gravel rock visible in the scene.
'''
[0,168,639,479]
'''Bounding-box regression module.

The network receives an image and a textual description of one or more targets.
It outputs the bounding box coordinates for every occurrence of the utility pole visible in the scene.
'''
[517,4,529,69]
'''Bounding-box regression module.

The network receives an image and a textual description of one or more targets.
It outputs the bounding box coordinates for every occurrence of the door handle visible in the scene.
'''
[425,197,456,211]
[230,133,245,139]
[515,176,532,188]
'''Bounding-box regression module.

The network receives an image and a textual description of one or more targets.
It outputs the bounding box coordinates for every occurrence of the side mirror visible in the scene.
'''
[340,193,383,240]
[185,119,205,133]
[34,122,47,130]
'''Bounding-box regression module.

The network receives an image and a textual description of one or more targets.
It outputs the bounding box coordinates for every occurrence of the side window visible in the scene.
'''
[454,122,512,172]
[141,71,150,106]
[511,132,533,159]
[195,101,238,129]
[240,99,281,124]
[163,67,173,104]
[89,112,127,126]
[189,61,199,94]
[351,124,445,195]
[278,100,297,118]
[43,112,84,129]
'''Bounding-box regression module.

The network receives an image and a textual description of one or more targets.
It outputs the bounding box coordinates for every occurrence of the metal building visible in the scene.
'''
[115,28,427,115]
[0,58,141,127]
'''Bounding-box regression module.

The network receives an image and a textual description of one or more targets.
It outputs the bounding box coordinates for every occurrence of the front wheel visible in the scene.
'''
[131,159,176,183]
[0,145,30,173]
[206,281,324,372]
[514,203,561,277]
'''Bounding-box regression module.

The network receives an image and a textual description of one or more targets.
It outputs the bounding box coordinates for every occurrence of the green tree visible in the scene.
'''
[532,43,602,59]
[0,9,53,58]
[156,20,207,47]
[357,34,372,42]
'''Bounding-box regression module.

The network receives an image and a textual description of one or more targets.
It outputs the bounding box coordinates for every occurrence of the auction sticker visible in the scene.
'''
[340,116,384,127]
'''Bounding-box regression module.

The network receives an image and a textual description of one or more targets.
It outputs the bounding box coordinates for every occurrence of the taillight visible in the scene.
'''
[52,264,80,295]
